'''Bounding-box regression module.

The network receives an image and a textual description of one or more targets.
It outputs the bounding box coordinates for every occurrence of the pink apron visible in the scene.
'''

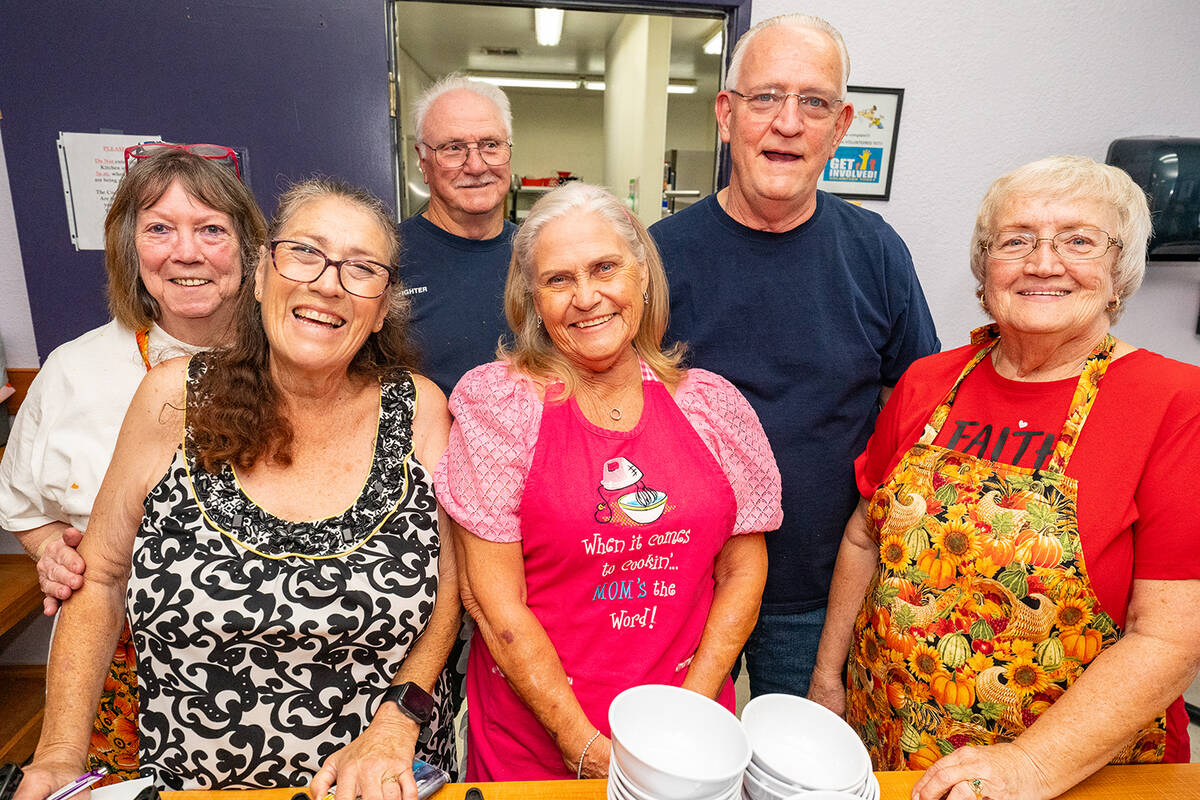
[466,373,738,781]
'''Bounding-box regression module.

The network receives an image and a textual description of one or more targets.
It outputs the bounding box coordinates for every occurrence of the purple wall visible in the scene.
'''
[0,1,394,359]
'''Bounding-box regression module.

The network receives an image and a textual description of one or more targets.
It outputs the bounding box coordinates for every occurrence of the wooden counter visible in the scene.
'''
[0,554,45,764]
[162,763,1200,800]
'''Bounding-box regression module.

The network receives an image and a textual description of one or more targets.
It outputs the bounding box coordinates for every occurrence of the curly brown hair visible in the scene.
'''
[188,178,419,472]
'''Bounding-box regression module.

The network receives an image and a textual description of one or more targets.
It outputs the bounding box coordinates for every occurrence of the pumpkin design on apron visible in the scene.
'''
[845,326,1166,770]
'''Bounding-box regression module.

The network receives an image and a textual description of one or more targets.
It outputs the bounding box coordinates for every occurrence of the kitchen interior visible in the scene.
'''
[391,2,726,227]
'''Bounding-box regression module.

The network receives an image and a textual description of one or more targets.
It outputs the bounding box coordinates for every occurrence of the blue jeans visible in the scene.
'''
[744,607,827,698]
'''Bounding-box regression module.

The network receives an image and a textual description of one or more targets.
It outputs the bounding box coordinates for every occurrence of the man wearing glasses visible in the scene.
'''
[650,14,939,700]
[401,74,516,393]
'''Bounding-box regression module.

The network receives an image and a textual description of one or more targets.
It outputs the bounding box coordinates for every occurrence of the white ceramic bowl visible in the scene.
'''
[745,759,800,797]
[741,694,871,792]
[742,769,789,800]
[609,684,751,800]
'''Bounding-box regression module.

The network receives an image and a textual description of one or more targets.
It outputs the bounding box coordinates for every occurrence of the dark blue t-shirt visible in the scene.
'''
[650,192,939,613]
[397,214,515,394]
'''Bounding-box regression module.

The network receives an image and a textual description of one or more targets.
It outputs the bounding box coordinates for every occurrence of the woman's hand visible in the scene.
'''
[311,705,423,800]
[911,742,1050,800]
[13,753,87,800]
[805,663,846,717]
[37,527,86,615]
[572,733,611,779]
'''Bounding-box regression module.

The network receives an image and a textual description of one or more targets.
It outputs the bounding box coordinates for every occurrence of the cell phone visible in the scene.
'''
[0,764,23,800]
[412,760,449,800]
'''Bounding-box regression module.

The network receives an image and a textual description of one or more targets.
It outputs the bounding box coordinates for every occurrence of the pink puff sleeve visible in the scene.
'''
[674,368,783,535]
[433,361,544,542]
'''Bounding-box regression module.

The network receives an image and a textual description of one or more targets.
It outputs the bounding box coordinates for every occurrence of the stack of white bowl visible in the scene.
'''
[739,695,879,800]
[608,684,752,800]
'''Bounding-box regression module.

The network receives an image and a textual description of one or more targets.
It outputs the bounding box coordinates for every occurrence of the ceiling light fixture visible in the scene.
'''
[470,74,579,90]
[703,29,723,56]
[534,8,564,47]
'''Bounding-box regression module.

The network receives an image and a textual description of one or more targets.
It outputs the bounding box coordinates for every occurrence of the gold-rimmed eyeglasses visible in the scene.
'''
[421,139,512,169]
[726,89,844,120]
[982,229,1123,261]
[269,240,394,298]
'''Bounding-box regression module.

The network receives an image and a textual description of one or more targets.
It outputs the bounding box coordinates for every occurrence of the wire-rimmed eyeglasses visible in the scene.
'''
[982,229,1123,261]
[726,89,844,121]
[269,240,395,299]
[421,139,512,169]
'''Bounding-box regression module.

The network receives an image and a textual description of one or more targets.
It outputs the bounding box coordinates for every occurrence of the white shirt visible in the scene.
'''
[0,320,203,533]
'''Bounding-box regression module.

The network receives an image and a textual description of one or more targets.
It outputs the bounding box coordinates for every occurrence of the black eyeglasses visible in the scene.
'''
[270,240,394,298]
[421,139,512,168]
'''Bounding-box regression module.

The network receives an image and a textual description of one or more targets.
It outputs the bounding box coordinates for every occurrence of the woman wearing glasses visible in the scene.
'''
[808,156,1200,800]
[15,179,458,798]
[0,145,265,779]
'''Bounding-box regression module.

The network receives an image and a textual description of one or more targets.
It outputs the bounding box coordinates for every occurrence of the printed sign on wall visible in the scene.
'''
[819,86,903,201]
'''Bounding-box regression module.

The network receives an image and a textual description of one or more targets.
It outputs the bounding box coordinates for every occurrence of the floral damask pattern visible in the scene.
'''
[125,363,454,788]
[846,330,1165,770]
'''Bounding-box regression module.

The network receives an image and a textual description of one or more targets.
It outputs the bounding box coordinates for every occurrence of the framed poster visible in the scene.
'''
[819,86,904,200]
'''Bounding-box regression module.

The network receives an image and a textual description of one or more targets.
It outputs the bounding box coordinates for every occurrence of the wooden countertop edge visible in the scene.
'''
[160,762,1200,800]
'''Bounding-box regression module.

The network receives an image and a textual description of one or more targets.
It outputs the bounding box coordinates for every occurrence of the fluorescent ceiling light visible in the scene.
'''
[471,75,579,90]
[703,30,723,55]
[584,80,697,94]
[535,8,564,47]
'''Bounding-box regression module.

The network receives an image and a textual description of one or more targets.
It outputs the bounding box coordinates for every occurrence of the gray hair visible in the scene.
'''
[971,155,1152,324]
[412,73,513,157]
[725,14,850,97]
[501,182,682,394]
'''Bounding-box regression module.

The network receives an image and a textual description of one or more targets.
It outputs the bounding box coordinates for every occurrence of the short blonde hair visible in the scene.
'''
[501,182,683,394]
[971,155,1152,323]
[725,14,850,96]
[104,148,266,330]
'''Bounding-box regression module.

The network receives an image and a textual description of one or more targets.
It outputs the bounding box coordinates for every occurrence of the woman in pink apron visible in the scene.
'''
[435,182,782,781]
[809,156,1200,800]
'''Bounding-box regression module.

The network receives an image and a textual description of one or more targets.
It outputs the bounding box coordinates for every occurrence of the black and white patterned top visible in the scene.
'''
[127,358,453,789]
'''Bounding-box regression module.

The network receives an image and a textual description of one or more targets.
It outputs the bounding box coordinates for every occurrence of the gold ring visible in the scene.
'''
[381,775,399,785]
[969,778,984,799]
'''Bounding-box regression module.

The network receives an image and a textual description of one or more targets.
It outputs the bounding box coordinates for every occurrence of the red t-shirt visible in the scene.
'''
[855,345,1200,762]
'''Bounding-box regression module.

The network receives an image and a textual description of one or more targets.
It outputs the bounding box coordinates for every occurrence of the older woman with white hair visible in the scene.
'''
[808,155,1200,800]
[434,182,782,781]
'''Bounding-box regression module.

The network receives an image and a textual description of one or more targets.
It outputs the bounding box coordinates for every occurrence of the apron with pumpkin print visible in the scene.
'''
[83,330,149,782]
[845,326,1166,770]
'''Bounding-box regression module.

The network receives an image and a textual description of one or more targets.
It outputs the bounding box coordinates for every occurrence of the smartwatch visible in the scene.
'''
[380,682,435,743]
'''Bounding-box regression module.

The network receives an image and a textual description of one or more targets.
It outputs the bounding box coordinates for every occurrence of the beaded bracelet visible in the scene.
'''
[576,729,601,779]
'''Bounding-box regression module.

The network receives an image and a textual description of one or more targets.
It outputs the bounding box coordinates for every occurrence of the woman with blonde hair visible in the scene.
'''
[435,182,782,781]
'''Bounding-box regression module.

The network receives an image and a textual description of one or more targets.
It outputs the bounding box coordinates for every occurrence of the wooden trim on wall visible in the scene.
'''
[5,368,37,415]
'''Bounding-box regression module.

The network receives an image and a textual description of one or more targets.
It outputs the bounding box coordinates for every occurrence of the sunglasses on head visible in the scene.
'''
[123,142,242,180]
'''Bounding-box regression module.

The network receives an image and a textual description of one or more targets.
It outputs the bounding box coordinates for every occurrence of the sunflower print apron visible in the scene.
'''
[845,325,1166,770]
[83,329,151,782]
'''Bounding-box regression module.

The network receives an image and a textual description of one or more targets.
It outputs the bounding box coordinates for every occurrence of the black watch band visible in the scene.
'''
[380,682,435,743]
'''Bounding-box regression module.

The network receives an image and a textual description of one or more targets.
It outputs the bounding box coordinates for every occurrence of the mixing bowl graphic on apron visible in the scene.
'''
[595,457,668,525]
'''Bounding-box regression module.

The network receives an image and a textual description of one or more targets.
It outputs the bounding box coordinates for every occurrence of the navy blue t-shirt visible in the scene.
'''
[397,214,515,394]
[650,192,939,613]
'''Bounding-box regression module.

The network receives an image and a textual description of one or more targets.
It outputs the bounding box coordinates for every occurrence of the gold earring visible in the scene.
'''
[1107,297,1121,312]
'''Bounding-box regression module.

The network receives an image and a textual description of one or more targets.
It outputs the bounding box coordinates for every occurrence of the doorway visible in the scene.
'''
[389,1,745,225]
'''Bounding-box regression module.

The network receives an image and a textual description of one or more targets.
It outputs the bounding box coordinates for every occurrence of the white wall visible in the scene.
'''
[0,125,38,368]
[754,0,1200,364]
[605,15,673,225]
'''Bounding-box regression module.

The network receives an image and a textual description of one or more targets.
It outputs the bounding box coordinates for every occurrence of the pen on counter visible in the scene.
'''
[45,768,106,800]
